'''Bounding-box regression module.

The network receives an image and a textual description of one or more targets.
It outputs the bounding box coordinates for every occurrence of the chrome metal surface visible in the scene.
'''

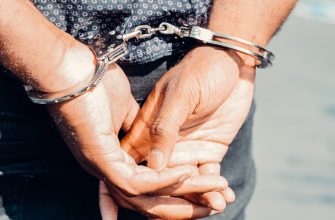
[159,22,181,35]
[98,43,128,65]
[186,25,274,68]
[25,22,275,105]
[122,30,142,42]
[25,60,108,105]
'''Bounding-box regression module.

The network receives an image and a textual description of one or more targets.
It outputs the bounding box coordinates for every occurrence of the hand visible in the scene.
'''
[99,140,236,220]
[121,46,254,168]
[97,147,228,220]
[121,46,255,210]
[168,140,236,212]
[49,60,228,192]
[99,175,222,220]
[122,45,255,168]
[47,55,228,219]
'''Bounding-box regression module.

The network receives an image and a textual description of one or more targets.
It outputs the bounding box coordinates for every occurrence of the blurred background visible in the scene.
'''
[246,0,335,219]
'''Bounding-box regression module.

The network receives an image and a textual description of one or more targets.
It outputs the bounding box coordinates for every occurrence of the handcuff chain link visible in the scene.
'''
[100,23,182,65]
[24,22,274,105]
[100,22,274,68]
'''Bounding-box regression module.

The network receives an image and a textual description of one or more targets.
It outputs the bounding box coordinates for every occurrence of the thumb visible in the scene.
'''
[147,88,190,170]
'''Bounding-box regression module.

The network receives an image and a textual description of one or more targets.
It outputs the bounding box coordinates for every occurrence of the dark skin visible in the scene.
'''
[0,0,296,219]
[114,0,297,218]
[0,1,229,219]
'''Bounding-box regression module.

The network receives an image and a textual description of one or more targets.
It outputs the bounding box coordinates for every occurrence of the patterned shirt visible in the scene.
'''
[32,0,212,64]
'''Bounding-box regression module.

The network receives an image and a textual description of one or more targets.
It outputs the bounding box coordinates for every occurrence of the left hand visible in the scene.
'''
[121,46,255,211]
[98,145,229,220]
[121,46,255,169]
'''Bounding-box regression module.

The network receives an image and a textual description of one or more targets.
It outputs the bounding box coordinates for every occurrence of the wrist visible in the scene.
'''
[225,49,257,70]
[33,40,96,93]
[190,46,247,70]
[189,46,257,79]
[208,28,266,68]
[208,13,270,68]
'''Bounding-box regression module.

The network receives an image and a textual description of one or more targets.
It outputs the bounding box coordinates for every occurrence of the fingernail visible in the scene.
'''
[223,188,236,202]
[148,148,164,170]
[206,192,226,211]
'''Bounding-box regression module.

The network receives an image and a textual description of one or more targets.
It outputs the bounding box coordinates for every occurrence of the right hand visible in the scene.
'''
[168,140,236,212]
[100,139,237,220]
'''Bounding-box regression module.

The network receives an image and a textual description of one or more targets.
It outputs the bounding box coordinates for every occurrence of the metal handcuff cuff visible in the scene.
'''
[25,22,274,105]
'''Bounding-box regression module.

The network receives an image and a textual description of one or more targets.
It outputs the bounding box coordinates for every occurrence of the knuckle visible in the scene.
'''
[150,120,170,139]
[165,78,178,92]
[151,83,164,99]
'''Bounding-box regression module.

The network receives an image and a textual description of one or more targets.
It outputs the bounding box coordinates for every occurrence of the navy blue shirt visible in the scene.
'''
[0,2,255,220]
[32,0,212,64]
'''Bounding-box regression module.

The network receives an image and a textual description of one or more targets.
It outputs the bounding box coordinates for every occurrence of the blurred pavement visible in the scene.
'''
[246,10,335,220]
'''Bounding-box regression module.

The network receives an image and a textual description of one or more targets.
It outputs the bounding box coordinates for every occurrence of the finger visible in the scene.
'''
[130,165,194,195]
[221,187,236,203]
[120,112,151,164]
[99,181,118,220]
[156,175,228,196]
[93,140,193,197]
[199,163,227,211]
[182,193,202,206]
[168,141,228,167]
[112,187,214,220]
[199,162,221,175]
[107,184,134,210]
[122,96,140,133]
[143,196,214,220]
[120,96,142,163]
[121,140,143,164]
[97,138,194,197]
[147,83,190,170]
[199,191,226,212]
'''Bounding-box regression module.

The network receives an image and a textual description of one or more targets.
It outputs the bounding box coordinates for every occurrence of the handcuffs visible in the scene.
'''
[25,22,274,105]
